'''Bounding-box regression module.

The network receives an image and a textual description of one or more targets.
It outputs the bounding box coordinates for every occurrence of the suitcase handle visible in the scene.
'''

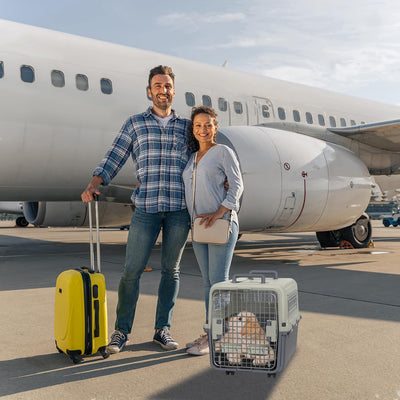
[249,270,278,279]
[232,274,266,283]
[88,195,101,273]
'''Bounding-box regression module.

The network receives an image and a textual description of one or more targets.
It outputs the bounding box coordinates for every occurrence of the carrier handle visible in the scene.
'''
[232,274,266,283]
[249,270,278,279]
[88,194,101,273]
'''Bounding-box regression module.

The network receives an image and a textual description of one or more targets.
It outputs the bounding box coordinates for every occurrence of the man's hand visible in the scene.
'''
[81,175,103,203]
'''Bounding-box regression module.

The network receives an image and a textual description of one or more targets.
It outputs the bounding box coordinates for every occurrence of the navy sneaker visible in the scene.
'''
[107,330,128,354]
[153,328,179,350]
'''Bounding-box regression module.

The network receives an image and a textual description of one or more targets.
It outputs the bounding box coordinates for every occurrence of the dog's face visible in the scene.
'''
[226,311,263,335]
[237,312,265,337]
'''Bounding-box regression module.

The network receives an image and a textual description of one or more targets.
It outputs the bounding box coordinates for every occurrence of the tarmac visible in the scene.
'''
[0,219,399,400]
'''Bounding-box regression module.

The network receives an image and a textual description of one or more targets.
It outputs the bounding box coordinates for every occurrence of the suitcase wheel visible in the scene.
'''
[99,347,110,359]
[70,353,83,364]
[67,350,83,364]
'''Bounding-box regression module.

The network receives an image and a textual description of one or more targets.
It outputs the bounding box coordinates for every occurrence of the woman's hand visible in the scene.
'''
[195,205,230,228]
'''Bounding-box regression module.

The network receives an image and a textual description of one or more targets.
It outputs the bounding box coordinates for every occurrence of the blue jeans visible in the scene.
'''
[192,221,238,321]
[115,208,190,334]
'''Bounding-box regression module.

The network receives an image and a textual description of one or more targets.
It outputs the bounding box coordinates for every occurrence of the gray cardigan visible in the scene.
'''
[182,144,244,226]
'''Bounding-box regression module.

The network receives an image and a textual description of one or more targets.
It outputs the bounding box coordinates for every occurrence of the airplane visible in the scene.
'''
[0,202,28,226]
[1,18,400,248]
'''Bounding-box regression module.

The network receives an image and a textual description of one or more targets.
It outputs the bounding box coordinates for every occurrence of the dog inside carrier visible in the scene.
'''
[206,271,300,375]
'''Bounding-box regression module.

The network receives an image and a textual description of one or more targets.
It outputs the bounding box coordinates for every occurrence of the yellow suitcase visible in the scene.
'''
[54,198,109,363]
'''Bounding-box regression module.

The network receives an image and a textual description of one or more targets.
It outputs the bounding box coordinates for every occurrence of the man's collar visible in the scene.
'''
[144,107,180,120]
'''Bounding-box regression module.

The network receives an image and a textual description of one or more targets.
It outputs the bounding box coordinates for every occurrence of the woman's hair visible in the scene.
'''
[189,106,218,153]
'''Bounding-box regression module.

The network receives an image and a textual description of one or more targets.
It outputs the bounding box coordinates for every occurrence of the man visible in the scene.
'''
[81,65,191,353]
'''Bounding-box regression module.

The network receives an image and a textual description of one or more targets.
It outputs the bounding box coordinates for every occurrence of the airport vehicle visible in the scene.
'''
[2,19,400,247]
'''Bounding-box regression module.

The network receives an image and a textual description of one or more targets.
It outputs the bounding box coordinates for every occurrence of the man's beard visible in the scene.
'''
[152,93,172,110]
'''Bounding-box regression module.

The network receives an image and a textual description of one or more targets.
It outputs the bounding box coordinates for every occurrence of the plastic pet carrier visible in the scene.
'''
[205,270,300,375]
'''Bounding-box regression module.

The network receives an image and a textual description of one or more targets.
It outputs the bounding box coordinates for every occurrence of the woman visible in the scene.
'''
[182,105,244,356]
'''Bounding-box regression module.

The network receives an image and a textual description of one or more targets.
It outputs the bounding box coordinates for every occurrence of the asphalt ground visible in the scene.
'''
[0,220,399,400]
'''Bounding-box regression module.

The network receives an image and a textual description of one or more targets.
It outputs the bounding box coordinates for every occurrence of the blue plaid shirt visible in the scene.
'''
[93,107,191,213]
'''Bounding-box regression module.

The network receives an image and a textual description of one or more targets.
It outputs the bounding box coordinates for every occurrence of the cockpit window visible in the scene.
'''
[0,61,4,78]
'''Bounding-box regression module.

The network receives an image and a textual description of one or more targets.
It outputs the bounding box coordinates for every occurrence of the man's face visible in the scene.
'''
[148,74,175,111]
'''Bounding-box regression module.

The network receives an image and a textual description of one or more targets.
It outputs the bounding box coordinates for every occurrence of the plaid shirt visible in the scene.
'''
[93,107,191,213]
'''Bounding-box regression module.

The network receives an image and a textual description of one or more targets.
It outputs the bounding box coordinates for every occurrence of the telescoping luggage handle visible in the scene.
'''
[88,194,101,273]
[232,270,278,283]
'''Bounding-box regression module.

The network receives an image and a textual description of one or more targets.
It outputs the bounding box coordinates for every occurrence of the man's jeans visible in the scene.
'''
[115,208,190,334]
[192,221,238,320]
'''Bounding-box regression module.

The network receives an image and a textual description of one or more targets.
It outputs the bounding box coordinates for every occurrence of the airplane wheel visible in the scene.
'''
[16,216,29,227]
[341,214,372,248]
[316,230,341,248]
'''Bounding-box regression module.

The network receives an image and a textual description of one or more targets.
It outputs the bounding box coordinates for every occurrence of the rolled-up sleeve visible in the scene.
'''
[93,120,134,186]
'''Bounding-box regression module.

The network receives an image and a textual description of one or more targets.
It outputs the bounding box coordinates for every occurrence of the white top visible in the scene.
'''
[182,144,244,226]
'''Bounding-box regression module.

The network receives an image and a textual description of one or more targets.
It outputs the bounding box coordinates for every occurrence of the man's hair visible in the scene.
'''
[189,106,218,153]
[148,65,175,88]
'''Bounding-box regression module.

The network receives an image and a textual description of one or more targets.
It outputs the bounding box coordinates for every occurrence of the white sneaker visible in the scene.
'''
[185,333,208,349]
[186,333,209,356]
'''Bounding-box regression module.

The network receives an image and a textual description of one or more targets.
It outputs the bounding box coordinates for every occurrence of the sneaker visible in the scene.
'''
[186,336,209,356]
[185,333,208,349]
[153,328,179,350]
[107,330,128,354]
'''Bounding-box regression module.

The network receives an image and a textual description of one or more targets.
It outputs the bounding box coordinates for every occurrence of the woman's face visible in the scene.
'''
[192,113,218,145]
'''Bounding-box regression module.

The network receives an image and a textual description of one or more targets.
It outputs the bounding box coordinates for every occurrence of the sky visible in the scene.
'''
[1,0,400,105]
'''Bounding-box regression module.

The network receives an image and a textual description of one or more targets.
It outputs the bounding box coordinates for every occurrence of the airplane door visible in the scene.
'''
[216,97,231,126]
[252,97,274,125]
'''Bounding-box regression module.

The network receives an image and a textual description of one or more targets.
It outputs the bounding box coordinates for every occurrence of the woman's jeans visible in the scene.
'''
[192,221,238,321]
[115,208,190,334]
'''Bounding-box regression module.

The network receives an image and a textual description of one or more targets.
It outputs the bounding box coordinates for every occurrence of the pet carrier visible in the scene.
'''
[205,270,300,375]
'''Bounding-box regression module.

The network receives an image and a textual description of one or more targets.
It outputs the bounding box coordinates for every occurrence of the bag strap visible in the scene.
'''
[191,152,198,226]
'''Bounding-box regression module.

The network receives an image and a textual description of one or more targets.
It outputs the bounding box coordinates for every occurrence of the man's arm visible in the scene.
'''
[81,175,104,203]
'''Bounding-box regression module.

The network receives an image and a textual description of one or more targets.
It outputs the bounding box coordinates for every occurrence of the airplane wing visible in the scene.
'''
[328,119,400,152]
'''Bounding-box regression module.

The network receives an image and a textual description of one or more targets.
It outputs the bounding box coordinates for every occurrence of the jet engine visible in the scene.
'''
[217,126,373,245]
[23,201,133,227]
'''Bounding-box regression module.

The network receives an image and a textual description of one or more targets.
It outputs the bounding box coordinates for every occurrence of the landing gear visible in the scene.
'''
[15,216,29,227]
[316,230,341,248]
[341,214,372,248]
[316,213,372,249]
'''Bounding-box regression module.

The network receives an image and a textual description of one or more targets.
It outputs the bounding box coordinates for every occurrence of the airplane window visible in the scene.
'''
[218,97,227,112]
[306,112,313,124]
[202,95,212,107]
[293,110,300,122]
[262,105,270,118]
[76,74,89,91]
[21,65,35,83]
[234,101,243,114]
[101,78,113,95]
[185,92,195,107]
[350,119,356,126]
[0,61,3,78]
[329,116,336,127]
[340,118,346,127]
[278,107,286,120]
[318,114,325,126]
[51,70,65,88]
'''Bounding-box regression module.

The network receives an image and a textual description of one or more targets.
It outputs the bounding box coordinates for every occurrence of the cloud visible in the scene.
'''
[157,11,245,30]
